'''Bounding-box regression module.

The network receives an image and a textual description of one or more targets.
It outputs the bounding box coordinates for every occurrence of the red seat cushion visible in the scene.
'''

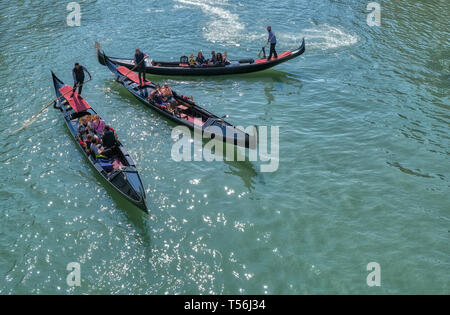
[116,66,152,86]
[59,86,91,112]
[254,50,292,64]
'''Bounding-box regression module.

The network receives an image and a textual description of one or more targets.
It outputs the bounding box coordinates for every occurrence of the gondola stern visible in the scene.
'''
[133,189,148,213]
[51,70,62,83]
[136,199,149,213]
[95,41,107,66]
[50,71,65,97]
[119,169,148,213]
[297,37,306,54]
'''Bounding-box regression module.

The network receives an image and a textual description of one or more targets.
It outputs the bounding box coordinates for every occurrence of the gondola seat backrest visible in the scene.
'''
[239,58,254,64]
[98,160,114,173]
[180,56,189,64]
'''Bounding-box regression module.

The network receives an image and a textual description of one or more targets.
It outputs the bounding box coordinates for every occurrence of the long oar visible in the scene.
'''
[14,78,92,133]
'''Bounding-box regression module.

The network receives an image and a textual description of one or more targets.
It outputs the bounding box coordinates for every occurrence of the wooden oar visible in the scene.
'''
[13,78,92,133]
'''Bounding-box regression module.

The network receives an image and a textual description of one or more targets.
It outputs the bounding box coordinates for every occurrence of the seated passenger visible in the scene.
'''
[196,51,206,65]
[84,135,93,150]
[161,83,173,101]
[223,52,230,65]
[85,134,93,152]
[167,99,179,114]
[102,125,117,149]
[78,117,91,138]
[79,139,86,148]
[92,115,105,135]
[208,51,217,65]
[85,115,94,128]
[216,53,224,65]
[148,85,163,104]
[189,54,196,66]
[90,137,103,158]
[85,125,95,139]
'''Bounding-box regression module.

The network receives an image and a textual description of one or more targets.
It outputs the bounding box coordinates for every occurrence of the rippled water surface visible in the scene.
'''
[0,0,448,294]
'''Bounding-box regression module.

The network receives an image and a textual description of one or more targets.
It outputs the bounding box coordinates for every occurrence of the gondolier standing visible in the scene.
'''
[71,63,92,98]
[266,26,278,61]
[134,49,148,87]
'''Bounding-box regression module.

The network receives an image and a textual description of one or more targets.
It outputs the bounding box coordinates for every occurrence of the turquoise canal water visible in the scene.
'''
[0,0,448,294]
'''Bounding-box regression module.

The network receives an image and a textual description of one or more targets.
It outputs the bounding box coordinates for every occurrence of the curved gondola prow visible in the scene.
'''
[296,37,306,55]
[95,41,107,66]
[51,71,65,111]
[263,37,305,64]
[51,71,63,87]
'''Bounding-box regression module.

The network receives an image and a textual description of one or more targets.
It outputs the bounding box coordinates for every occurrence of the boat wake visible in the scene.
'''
[296,24,358,51]
[175,0,245,46]
[174,2,356,51]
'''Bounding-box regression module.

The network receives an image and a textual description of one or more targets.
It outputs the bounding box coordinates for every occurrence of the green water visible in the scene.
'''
[0,0,448,294]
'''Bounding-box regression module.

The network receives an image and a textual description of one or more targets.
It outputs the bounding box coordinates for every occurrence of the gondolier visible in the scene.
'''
[266,26,278,61]
[71,63,92,97]
[134,49,148,86]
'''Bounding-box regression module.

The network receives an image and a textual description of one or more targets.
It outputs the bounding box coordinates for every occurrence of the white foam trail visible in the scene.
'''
[146,8,165,13]
[176,0,245,46]
[298,24,358,50]
[174,2,357,51]
[146,9,165,13]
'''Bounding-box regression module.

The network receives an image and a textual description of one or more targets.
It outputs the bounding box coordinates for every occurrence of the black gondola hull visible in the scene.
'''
[96,39,305,76]
[51,72,148,213]
[102,56,256,149]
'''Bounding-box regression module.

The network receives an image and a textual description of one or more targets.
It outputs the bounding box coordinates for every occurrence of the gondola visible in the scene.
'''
[51,72,148,213]
[101,54,256,149]
[96,38,305,76]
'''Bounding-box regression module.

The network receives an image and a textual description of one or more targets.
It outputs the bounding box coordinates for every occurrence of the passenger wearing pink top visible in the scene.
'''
[92,115,105,135]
